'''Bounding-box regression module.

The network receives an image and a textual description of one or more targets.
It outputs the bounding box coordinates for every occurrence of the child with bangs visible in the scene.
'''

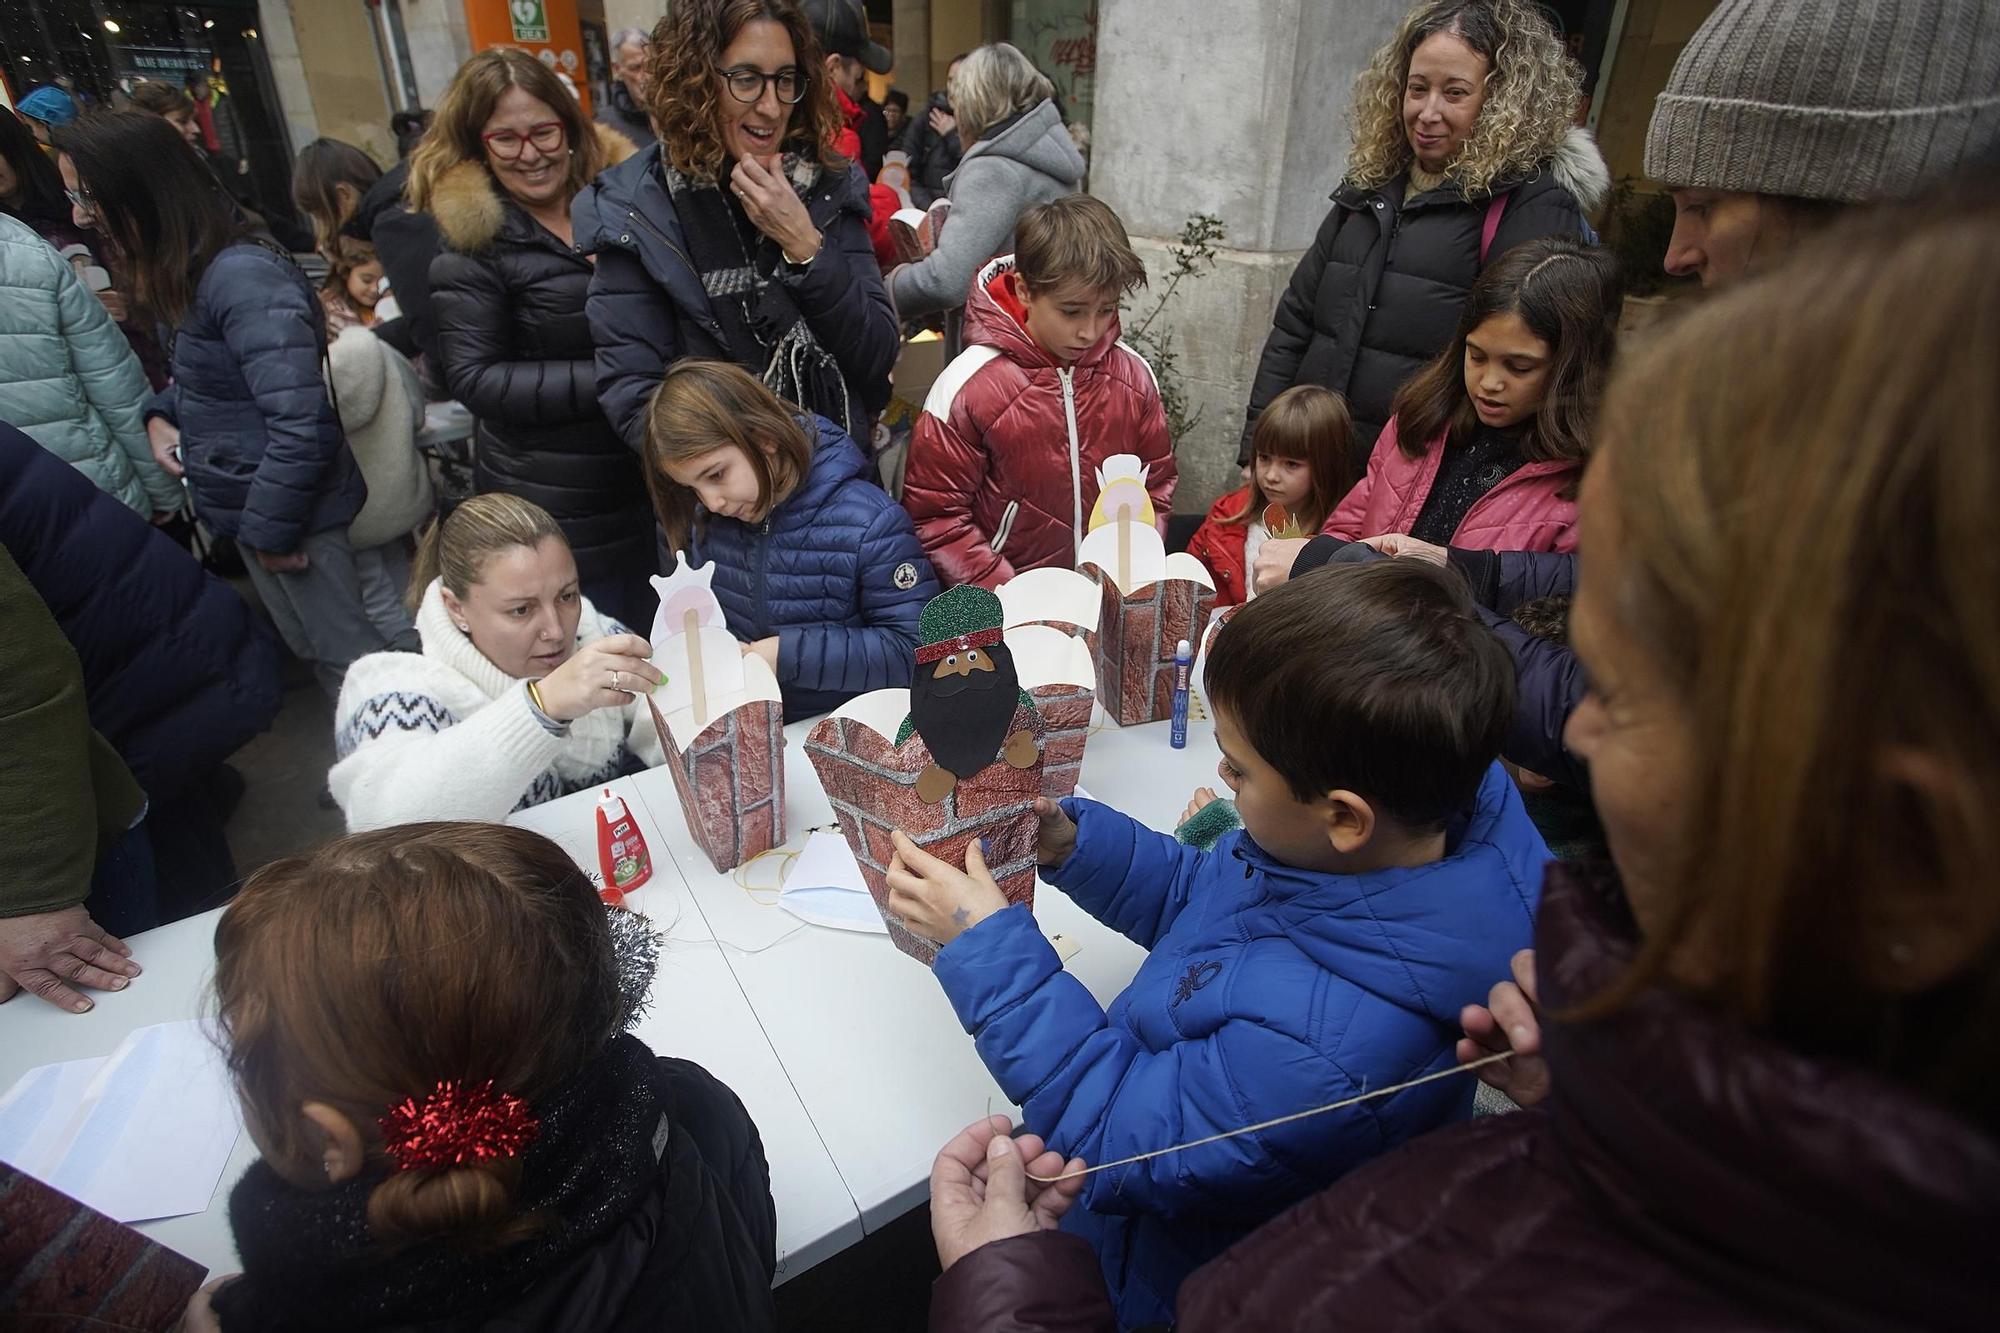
[1187,384,1354,604]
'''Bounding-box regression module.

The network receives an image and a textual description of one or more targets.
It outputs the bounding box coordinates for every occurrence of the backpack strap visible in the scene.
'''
[1478,191,1510,265]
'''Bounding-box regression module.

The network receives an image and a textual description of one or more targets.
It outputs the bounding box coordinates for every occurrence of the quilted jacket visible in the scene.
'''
[929,769,1546,1327]
[1325,416,1581,554]
[928,862,2000,1333]
[1240,128,1610,461]
[145,239,365,554]
[0,214,179,516]
[574,147,898,450]
[902,257,1175,590]
[688,415,938,722]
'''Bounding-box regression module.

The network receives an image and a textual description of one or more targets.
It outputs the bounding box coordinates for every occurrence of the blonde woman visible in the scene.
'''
[410,49,654,628]
[329,494,664,831]
[1240,0,1609,464]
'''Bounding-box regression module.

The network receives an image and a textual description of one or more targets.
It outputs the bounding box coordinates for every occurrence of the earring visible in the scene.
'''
[1889,940,1915,965]
[456,621,470,633]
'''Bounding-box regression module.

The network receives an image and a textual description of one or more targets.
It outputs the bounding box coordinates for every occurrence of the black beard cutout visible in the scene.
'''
[910,643,1018,777]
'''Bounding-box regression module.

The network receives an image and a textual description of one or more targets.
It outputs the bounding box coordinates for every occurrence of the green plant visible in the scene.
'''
[1124,212,1226,443]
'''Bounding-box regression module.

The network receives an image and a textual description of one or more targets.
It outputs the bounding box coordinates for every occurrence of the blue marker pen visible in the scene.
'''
[1170,638,1192,749]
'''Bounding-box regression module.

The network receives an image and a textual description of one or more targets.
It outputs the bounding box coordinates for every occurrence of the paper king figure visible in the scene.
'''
[898,586,1039,804]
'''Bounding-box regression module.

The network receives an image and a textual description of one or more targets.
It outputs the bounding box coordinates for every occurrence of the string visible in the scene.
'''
[1025,1050,1515,1184]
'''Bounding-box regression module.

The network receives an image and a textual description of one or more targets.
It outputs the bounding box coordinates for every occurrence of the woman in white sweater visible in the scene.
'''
[330,493,664,830]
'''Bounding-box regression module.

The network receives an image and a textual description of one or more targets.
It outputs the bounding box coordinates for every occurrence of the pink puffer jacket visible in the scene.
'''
[1324,416,1581,553]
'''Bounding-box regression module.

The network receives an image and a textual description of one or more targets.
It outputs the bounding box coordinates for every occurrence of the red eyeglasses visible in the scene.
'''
[481,121,566,160]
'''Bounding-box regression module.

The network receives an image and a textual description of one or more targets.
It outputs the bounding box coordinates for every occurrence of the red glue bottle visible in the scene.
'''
[594,788,652,908]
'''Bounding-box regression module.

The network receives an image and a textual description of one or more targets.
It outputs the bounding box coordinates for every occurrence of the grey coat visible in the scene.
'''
[889,99,1084,320]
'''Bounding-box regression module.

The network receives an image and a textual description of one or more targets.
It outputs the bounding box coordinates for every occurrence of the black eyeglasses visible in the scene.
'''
[716,64,807,105]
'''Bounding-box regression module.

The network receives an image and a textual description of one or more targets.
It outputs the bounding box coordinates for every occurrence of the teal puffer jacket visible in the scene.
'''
[0,214,178,516]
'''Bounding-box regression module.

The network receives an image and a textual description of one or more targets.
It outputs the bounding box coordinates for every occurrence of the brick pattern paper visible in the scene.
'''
[0,1163,206,1331]
[650,696,786,872]
[1030,681,1093,798]
[806,702,1048,965]
[1083,564,1218,726]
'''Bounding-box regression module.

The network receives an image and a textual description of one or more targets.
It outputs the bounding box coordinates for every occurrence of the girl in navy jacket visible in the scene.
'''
[643,360,937,721]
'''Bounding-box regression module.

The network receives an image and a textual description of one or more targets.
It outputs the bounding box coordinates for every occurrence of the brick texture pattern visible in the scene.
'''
[0,1164,206,1328]
[806,701,1049,965]
[649,697,787,872]
[1082,564,1218,726]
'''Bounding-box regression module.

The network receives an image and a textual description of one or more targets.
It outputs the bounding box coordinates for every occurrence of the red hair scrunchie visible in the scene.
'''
[378,1079,541,1171]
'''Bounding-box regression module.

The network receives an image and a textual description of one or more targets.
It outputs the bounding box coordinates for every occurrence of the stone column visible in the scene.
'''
[895,0,933,102]
[1091,0,1406,512]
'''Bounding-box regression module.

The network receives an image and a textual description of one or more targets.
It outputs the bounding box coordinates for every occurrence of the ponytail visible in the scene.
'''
[406,493,568,613]
[367,1158,541,1249]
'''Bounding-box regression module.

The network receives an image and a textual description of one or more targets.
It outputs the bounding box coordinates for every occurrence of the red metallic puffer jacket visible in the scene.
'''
[902,256,1175,589]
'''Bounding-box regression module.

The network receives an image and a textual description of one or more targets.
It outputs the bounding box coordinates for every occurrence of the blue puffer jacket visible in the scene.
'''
[574,149,898,450]
[146,240,365,553]
[688,415,937,722]
[0,420,281,792]
[932,765,1547,1329]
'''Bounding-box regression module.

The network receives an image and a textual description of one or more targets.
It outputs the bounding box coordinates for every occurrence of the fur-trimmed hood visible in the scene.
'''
[430,122,638,253]
[1544,126,1611,214]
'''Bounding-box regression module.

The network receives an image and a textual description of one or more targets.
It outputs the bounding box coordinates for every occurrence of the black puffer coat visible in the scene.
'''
[1239,128,1610,462]
[428,130,655,628]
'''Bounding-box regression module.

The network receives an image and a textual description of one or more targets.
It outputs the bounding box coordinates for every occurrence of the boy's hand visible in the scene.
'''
[886,832,1009,947]
[1032,796,1077,867]
[1180,786,1219,826]
[931,1114,1086,1273]
[1456,949,1551,1107]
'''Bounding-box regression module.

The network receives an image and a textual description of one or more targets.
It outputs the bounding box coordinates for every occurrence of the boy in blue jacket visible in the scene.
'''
[886,560,1548,1327]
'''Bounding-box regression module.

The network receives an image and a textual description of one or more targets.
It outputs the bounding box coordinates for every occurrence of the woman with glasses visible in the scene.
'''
[574,0,897,455]
[411,49,656,629]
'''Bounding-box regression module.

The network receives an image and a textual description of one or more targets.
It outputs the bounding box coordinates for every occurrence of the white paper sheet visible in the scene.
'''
[0,1020,242,1223]
[778,831,888,935]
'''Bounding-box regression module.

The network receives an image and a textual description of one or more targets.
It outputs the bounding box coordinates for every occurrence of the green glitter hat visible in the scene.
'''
[915,585,1006,664]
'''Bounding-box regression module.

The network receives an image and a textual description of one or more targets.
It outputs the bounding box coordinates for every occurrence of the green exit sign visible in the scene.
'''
[509,0,550,43]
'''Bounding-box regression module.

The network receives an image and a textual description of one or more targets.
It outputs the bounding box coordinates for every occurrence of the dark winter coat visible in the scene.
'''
[145,239,366,554]
[687,415,937,722]
[596,79,658,152]
[931,862,2000,1332]
[1239,129,1610,463]
[902,91,965,209]
[0,420,281,794]
[427,131,657,628]
[573,147,898,451]
[350,160,443,373]
[931,771,1545,1328]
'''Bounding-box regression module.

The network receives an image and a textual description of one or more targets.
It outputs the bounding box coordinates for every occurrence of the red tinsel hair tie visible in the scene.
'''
[378,1079,541,1171]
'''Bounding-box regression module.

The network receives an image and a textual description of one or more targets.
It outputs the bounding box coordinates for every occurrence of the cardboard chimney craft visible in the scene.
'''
[996,454,1216,726]
[806,586,1067,965]
[646,555,786,872]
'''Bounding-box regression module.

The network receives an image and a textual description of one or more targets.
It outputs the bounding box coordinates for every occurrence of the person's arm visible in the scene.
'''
[429,251,597,428]
[368,315,419,361]
[583,241,684,450]
[777,501,936,697]
[330,684,564,830]
[47,243,176,514]
[1238,203,1343,465]
[929,1234,1115,1333]
[888,158,1019,320]
[1482,608,1589,789]
[222,259,340,556]
[780,177,898,413]
[901,381,1014,589]
[1041,797,1206,947]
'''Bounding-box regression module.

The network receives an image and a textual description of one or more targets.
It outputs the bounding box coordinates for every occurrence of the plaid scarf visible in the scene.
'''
[664,154,856,439]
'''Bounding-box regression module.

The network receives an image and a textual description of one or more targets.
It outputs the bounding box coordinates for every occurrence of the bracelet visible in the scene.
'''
[525,678,547,713]
[783,233,824,267]
[524,679,570,736]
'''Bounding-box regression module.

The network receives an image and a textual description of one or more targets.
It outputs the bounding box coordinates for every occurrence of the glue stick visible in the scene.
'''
[595,788,652,907]
[1170,638,1192,749]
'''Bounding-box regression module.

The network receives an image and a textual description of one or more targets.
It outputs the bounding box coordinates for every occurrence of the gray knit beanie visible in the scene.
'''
[1645,0,2000,202]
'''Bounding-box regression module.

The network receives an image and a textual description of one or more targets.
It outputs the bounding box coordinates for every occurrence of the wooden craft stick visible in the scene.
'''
[1117,510,1132,593]
[684,607,707,726]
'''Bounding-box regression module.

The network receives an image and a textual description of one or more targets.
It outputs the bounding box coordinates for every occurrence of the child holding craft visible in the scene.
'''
[1185,385,1354,605]
[643,360,938,722]
[884,561,1548,1327]
[185,821,778,1331]
[901,194,1176,590]
[1323,236,1620,555]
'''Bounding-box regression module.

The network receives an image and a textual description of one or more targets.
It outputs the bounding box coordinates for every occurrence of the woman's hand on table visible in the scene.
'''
[535,633,659,722]
[1180,786,1219,826]
[0,904,141,1014]
[730,154,821,264]
[1251,536,1308,594]
[885,832,1008,947]
[930,1114,1085,1273]
[1032,796,1077,867]
[1457,948,1551,1107]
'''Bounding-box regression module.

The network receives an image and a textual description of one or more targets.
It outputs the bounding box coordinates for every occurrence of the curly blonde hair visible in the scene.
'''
[1345,0,1580,198]
[644,0,847,182]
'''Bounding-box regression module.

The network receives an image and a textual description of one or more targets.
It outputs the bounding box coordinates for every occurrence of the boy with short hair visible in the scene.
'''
[886,561,1548,1327]
[902,194,1176,590]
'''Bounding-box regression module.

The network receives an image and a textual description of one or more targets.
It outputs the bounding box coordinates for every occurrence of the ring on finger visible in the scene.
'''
[609,668,622,692]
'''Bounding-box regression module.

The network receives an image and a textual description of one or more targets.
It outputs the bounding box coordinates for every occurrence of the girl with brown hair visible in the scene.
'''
[926,184,2000,1333]
[412,48,654,628]
[1325,234,1619,554]
[574,0,899,452]
[186,821,778,1330]
[328,493,664,831]
[290,137,383,260]
[643,360,935,721]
